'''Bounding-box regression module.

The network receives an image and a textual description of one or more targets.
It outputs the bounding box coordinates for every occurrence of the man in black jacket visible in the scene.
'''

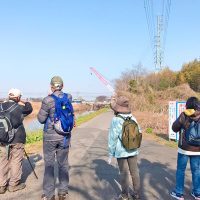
[170,97,200,200]
[0,88,33,194]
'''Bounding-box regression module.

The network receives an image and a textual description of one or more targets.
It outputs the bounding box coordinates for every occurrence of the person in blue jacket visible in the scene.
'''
[108,96,142,200]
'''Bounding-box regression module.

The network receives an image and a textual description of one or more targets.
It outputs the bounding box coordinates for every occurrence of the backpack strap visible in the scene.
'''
[117,115,131,121]
[0,102,18,113]
[116,115,125,142]
[44,117,50,132]
[44,94,60,131]
[63,136,67,149]
[62,93,71,104]
[51,94,64,120]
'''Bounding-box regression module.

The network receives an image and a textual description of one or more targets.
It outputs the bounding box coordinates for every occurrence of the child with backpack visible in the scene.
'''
[170,97,200,200]
[108,96,142,200]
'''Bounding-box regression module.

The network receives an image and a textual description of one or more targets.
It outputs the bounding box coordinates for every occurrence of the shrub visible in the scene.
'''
[146,127,153,134]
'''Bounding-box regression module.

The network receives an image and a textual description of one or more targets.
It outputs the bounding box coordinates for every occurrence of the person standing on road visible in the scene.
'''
[0,88,33,194]
[108,96,142,200]
[38,76,74,200]
[170,97,200,200]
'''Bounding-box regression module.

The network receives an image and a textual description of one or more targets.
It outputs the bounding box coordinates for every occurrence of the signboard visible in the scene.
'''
[169,101,176,140]
[169,101,186,140]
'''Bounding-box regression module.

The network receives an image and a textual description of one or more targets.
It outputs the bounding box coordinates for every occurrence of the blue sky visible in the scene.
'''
[0,0,199,99]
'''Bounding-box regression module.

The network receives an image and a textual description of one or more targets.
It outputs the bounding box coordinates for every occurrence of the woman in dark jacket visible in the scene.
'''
[170,97,200,200]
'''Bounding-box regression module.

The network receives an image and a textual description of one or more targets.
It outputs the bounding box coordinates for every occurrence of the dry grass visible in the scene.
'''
[133,111,178,148]
[134,111,168,134]
[117,84,200,114]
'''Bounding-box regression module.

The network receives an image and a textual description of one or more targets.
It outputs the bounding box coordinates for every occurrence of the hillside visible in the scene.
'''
[116,83,200,137]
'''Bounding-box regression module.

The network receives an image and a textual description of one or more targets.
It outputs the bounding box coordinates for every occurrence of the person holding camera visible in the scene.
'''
[0,88,33,194]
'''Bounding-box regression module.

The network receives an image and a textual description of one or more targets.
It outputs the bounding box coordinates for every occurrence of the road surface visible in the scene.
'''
[0,111,194,200]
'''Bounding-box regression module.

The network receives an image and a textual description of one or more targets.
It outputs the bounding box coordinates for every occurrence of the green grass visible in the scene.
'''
[75,107,109,126]
[144,129,178,148]
[26,107,109,144]
[26,129,43,144]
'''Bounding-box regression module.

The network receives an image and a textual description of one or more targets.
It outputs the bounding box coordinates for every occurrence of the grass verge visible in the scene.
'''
[25,108,109,152]
[144,129,178,148]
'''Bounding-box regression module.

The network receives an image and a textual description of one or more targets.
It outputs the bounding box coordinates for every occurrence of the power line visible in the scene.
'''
[144,0,172,70]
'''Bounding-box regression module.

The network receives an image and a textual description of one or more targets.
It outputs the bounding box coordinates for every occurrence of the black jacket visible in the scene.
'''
[172,110,200,152]
[1,100,33,144]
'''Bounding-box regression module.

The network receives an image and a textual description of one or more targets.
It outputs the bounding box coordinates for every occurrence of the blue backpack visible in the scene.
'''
[185,120,200,146]
[51,93,74,136]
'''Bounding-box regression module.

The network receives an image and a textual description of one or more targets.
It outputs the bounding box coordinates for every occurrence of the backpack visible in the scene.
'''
[185,120,200,146]
[117,115,142,151]
[0,103,18,144]
[51,93,74,136]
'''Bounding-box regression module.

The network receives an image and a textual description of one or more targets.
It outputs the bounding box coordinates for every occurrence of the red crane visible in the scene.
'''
[89,67,115,94]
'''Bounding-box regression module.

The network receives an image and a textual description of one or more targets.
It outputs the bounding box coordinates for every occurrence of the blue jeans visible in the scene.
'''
[175,153,200,195]
[43,140,69,199]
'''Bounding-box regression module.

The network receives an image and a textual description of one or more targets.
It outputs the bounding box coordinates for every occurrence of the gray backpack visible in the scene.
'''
[0,103,18,144]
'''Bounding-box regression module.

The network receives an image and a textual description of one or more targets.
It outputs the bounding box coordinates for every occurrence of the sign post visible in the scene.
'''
[169,101,186,141]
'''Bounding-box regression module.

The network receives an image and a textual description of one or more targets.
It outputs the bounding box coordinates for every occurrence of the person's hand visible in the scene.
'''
[108,155,113,164]
[20,99,26,104]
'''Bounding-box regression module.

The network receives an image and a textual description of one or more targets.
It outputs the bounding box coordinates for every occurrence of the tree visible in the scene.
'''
[95,96,108,102]
[145,67,177,90]
[177,59,200,92]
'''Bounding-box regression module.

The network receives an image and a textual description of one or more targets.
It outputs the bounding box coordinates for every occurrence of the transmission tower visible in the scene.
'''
[144,0,171,71]
[154,15,163,70]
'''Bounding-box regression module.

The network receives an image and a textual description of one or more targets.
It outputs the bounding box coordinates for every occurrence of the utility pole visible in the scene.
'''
[154,15,163,71]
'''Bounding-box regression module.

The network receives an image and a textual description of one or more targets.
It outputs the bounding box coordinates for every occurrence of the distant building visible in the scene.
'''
[72,99,82,104]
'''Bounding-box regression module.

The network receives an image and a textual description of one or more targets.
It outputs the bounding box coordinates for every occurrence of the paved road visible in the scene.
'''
[0,111,194,200]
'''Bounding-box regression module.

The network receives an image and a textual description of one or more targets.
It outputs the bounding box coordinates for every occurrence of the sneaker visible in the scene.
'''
[170,191,184,200]
[8,183,26,192]
[58,193,69,200]
[131,193,141,200]
[118,194,129,200]
[41,194,55,200]
[191,192,200,200]
[0,186,6,194]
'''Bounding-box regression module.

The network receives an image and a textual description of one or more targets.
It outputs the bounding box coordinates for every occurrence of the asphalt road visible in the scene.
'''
[0,111,194,200]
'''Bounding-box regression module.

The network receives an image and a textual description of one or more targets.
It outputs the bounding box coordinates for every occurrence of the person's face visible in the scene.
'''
[16,96,21,102]
[51,86,55,93]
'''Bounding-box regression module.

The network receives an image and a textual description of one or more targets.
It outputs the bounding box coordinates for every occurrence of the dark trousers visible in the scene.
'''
[117,156,140,197]
[43,140,69,199]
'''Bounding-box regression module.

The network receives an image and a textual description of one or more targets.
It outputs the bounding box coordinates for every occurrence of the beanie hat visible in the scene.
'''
[186,96,200,111]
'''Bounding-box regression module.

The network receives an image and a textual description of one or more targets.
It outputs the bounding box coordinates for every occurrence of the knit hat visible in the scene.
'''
[110,96,131,114]
[8,88,22,98]
[50,76,63,89]
[186,97,200,111]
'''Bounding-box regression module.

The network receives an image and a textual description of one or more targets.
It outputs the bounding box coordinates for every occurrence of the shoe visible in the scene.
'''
[58,193,69,200]
[41,194,55,200]
[191,192,200,200]
[8,183,26,192]
[170,191,184,200]
[0,186,6,194]
[118,194,129,200]
[131,193,141,200]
